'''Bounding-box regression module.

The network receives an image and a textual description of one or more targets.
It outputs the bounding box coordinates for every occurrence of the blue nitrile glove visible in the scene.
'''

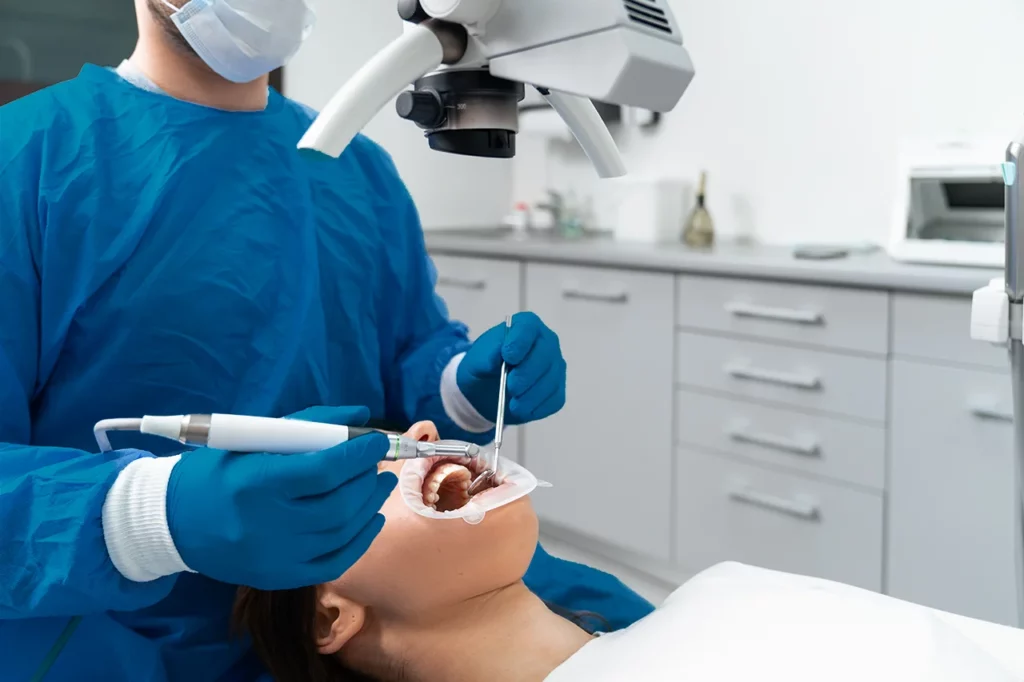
[166,406,396,590]
[457,311,567,425]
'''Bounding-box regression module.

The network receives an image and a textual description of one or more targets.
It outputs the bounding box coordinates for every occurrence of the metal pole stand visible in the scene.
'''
[970,129,1024,626]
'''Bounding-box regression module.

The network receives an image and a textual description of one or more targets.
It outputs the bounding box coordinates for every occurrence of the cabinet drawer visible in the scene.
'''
[675,332,888,422]
[676,391,885,491]
[676,275,888,354]
[525,263,675,560]
[430,255,521,340]
[892,293,1007,370]
[886,360,1018,625]
[676,448,884,591]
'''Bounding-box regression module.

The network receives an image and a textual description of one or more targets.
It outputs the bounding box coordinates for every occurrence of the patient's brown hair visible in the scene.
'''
[234,585,374,682]
[233,585,607,682]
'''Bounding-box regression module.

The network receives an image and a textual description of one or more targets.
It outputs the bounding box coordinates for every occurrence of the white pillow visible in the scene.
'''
[545,562,1023,682]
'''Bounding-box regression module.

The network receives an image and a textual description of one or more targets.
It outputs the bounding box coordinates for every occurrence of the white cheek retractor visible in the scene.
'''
[400,455,551,525]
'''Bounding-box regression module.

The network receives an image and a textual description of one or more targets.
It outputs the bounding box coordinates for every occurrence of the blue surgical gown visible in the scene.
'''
[0,65,653,682]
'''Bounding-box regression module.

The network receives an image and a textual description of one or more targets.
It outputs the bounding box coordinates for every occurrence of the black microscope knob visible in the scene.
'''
[397,0,430,23]
[396,90,445,128]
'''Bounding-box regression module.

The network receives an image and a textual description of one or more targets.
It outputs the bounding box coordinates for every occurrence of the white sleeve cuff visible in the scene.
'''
[102,454,194,582]
[440,352,495,434]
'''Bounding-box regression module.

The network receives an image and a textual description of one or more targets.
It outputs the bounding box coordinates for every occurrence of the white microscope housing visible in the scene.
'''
[298,0,696,178]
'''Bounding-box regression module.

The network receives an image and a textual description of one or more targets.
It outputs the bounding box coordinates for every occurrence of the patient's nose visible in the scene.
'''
[405,421,439,442]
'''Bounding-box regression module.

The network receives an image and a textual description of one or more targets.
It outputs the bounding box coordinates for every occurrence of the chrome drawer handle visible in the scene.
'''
[725,301,824,325]
[725,363,822,390]
[968,401,1014,423]
[727,484,821,521]
[437,276,486,291]
[562,288,630,304]
[728,425,821,457]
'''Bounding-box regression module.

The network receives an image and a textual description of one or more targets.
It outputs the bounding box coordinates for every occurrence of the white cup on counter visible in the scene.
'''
[607,176,688,244]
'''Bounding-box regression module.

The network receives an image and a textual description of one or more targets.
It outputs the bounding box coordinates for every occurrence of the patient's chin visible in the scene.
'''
[422,458,493,511]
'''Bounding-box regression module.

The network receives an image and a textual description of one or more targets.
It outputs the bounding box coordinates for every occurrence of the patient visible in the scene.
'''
[234,421,1024,682]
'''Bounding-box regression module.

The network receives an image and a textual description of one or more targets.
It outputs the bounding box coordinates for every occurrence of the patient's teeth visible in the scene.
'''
[422,460,474,512]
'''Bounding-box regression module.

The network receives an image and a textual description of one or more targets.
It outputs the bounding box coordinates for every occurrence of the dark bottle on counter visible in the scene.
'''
[682,171,715,248]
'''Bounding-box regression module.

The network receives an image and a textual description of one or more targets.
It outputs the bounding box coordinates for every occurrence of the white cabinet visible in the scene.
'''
[675,391,886,491]
[675,331,888,423]
[892,293,1007,370]
[524,263,676,560]
[676,275,889,354]
[886,359,1019,626]
[429,247,1018,626]
[431,255,523,462]
[676,448,884,590]
[431,255,522,340]
[674,276,888,589]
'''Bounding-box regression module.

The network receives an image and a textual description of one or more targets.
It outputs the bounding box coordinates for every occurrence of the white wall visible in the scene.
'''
[285,1,511,229]
[513,0,1024,245]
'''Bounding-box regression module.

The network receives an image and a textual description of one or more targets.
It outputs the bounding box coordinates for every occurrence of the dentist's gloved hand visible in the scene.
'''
[457,312,567,425]
[166,406,396,590]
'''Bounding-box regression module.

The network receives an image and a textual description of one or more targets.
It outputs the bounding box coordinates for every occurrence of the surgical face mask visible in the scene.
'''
[400,450,551,525]
[161,0,315,83]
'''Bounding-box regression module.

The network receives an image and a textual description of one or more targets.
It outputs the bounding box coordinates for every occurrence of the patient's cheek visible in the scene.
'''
[422,462,472,512]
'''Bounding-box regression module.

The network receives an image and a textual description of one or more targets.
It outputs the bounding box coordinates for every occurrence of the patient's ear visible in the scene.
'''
[315,588,366,655]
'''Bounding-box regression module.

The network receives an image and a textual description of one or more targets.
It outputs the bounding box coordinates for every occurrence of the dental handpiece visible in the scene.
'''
[94,414,480,460]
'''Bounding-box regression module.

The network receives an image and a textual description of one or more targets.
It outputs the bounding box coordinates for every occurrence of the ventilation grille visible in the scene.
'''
[624,0,672,34]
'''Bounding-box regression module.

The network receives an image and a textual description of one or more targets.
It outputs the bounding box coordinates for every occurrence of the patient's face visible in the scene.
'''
[322,421,539,618]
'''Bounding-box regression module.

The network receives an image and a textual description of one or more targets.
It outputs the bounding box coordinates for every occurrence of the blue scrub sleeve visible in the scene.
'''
[367,149,489,443]
[0,130,178,618]
[0,443,178,618]
[524,543,656,632]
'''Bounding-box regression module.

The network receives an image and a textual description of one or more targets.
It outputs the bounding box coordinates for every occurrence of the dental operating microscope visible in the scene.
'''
[298,0,696,178]
[971,126,1024,625]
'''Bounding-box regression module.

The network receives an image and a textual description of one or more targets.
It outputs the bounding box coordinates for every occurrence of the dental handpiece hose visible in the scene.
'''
[130,414,479,459]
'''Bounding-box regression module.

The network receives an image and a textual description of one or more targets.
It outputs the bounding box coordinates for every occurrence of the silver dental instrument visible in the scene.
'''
[493,314,512,471]
[93,413,481,460]
[468,314,512,496]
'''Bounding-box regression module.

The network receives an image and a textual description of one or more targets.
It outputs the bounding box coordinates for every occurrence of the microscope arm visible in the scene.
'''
[297,26,627,177]
[539,88,627,178]
[298,22,460,157]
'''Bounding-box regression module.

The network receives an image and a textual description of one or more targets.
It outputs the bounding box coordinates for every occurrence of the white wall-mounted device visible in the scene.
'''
[889,140,1007,268]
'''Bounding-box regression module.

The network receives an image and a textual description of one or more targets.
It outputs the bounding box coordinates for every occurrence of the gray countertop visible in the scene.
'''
[424,229,1001,296]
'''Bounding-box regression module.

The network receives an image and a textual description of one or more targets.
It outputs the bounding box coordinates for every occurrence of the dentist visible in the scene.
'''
[0,1,653,680]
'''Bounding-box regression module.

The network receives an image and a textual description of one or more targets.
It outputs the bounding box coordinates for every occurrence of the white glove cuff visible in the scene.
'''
[102,454,194,582]
[440,352,495,434]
